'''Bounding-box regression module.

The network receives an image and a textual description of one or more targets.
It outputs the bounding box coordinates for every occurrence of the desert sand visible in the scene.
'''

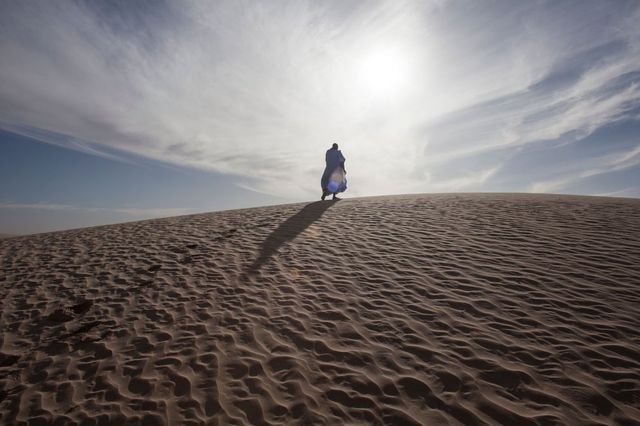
[1,193,639,425]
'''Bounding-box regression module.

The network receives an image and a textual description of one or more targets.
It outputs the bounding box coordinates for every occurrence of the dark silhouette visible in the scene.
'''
[246,201,335,275]
[321,142,347,201]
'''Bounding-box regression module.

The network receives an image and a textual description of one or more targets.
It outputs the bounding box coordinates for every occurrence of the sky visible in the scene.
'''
[1,0,639,234]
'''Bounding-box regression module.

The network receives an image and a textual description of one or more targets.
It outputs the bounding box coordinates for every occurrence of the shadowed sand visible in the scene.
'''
[246,200,336,275]
[1,193,639,424]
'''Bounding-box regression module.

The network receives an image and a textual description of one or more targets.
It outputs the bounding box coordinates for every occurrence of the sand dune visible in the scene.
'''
[1,193,639,425]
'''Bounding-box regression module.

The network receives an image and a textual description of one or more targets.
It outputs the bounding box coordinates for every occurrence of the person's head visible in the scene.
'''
[332,143,339,150]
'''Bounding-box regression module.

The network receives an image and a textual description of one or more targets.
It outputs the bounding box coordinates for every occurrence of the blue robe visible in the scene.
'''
[321,149,347,193]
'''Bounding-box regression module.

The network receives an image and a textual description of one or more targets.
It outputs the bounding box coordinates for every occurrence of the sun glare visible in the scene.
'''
[358,48,410,97]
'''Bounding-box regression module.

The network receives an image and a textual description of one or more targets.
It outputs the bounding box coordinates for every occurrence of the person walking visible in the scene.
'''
[321,143,347,200]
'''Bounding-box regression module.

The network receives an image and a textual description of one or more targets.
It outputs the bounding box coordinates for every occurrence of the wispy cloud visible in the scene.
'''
[595,187,640,198]
[529,143,640,194]
[1,0,639,198]
[0,202,192,218]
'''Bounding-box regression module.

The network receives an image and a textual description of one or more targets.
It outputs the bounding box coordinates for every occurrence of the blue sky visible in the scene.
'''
[1,0,639,234]
[0,129,279,234]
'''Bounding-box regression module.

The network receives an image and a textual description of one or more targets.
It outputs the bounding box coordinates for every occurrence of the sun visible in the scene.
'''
[358,48,410,97]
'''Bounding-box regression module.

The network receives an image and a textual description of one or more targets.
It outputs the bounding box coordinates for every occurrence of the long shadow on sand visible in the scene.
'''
[246,200,336,275]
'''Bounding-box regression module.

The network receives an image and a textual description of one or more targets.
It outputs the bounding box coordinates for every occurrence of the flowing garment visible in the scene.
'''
[321,149,347,194]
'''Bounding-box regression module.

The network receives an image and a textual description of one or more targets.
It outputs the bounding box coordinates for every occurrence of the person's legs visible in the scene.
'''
[332,192,341,200]
[321,189,327,200]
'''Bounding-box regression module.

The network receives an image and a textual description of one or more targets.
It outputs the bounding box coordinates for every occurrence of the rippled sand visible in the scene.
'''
[1,194,639,425]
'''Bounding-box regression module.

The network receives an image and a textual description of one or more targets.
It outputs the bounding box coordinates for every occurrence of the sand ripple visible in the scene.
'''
[1,194,639,424]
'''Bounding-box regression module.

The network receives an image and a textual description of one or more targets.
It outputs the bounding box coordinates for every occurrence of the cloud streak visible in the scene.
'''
[1,0,639,198]
[0,202,192,218]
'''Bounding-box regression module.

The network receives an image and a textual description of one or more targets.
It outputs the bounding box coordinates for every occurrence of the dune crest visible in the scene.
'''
[1,194,639,424]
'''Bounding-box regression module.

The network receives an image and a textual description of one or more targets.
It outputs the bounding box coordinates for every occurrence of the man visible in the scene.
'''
[321,143,347,200]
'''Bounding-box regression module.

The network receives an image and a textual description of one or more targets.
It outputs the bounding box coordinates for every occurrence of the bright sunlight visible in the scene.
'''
[357,47,411,97]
